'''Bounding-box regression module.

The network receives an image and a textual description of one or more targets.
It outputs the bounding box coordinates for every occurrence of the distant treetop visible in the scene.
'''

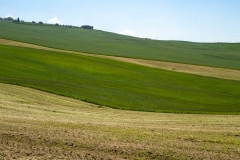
[4,17,14,21]
[1,16,94,30]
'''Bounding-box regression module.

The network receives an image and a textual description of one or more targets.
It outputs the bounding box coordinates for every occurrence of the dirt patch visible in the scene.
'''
[1,38,240,81]
[0,83,240,159]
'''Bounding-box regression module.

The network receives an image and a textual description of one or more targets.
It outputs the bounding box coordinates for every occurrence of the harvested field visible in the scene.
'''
[0,83,239,159]
[1,38,240,81]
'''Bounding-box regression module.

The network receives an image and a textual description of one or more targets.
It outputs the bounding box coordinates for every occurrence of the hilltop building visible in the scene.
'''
[81,25,93,29]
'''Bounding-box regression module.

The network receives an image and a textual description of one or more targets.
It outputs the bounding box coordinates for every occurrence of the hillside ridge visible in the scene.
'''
[1,21,240,70]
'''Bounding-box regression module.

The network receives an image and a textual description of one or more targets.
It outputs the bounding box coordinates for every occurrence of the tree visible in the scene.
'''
[5,17,14,21]
[32,21,36,23]
[17,17,20,22]
[39,21,43,24]
[0,17,2,20]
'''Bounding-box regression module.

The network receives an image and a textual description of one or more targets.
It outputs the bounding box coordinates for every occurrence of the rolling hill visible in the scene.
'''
[1,45,240,114]
[1,20,240,70]
[1,13,240,160]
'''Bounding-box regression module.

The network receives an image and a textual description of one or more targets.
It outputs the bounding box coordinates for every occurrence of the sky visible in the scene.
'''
[0,0,240,42]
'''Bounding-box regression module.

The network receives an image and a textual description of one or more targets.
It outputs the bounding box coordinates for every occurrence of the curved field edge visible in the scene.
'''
[1,21,240,70]
[0,83,240,160]
[1,45,240,114]
[1,38,240,81]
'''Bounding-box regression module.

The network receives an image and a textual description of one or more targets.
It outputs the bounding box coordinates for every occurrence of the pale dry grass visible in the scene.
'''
[0,83,239,159]
[1,38,240,81]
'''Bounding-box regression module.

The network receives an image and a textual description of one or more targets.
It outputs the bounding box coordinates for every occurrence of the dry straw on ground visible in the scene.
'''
[0,83,239,159]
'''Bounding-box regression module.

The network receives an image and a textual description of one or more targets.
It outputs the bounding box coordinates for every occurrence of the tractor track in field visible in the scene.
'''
[1,38,240,81]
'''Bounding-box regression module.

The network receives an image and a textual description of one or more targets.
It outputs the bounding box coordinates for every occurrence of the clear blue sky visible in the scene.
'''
[1,0,240,42]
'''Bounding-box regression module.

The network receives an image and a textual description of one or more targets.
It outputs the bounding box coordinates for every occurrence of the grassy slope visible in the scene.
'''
[1,38,240,81]
[0,21,240,70]
[1,45,240,114]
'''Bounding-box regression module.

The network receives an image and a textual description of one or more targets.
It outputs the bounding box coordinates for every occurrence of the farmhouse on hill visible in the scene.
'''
[81,25,93,29]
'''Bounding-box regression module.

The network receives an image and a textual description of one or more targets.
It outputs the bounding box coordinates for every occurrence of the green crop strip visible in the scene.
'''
[0,45,240,114]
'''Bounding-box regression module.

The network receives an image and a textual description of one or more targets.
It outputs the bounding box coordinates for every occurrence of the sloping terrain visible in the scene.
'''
[1,21,240,70]
[0,83,240,159]
[0,20,240,160]
[1,38,240,81]
[1,44,240,114]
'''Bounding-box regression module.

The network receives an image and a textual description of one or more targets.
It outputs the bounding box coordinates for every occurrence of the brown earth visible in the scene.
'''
[1,38,240,81]
[0,83,240,159]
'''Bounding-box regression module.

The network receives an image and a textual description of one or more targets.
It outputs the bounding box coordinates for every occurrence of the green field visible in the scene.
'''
[1,20,240,70]
[1,45,240,114]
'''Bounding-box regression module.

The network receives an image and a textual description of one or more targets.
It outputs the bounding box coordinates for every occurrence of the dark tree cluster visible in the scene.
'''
[3,17,14,21]
[0,15,94,30]
[0,17,21,22]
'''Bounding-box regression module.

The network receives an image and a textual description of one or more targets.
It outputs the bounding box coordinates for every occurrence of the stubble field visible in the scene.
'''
[0,83,239,159]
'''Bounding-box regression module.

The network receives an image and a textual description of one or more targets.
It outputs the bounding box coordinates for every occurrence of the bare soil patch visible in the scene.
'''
[1,38,240,81]
[0,83,240,159]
